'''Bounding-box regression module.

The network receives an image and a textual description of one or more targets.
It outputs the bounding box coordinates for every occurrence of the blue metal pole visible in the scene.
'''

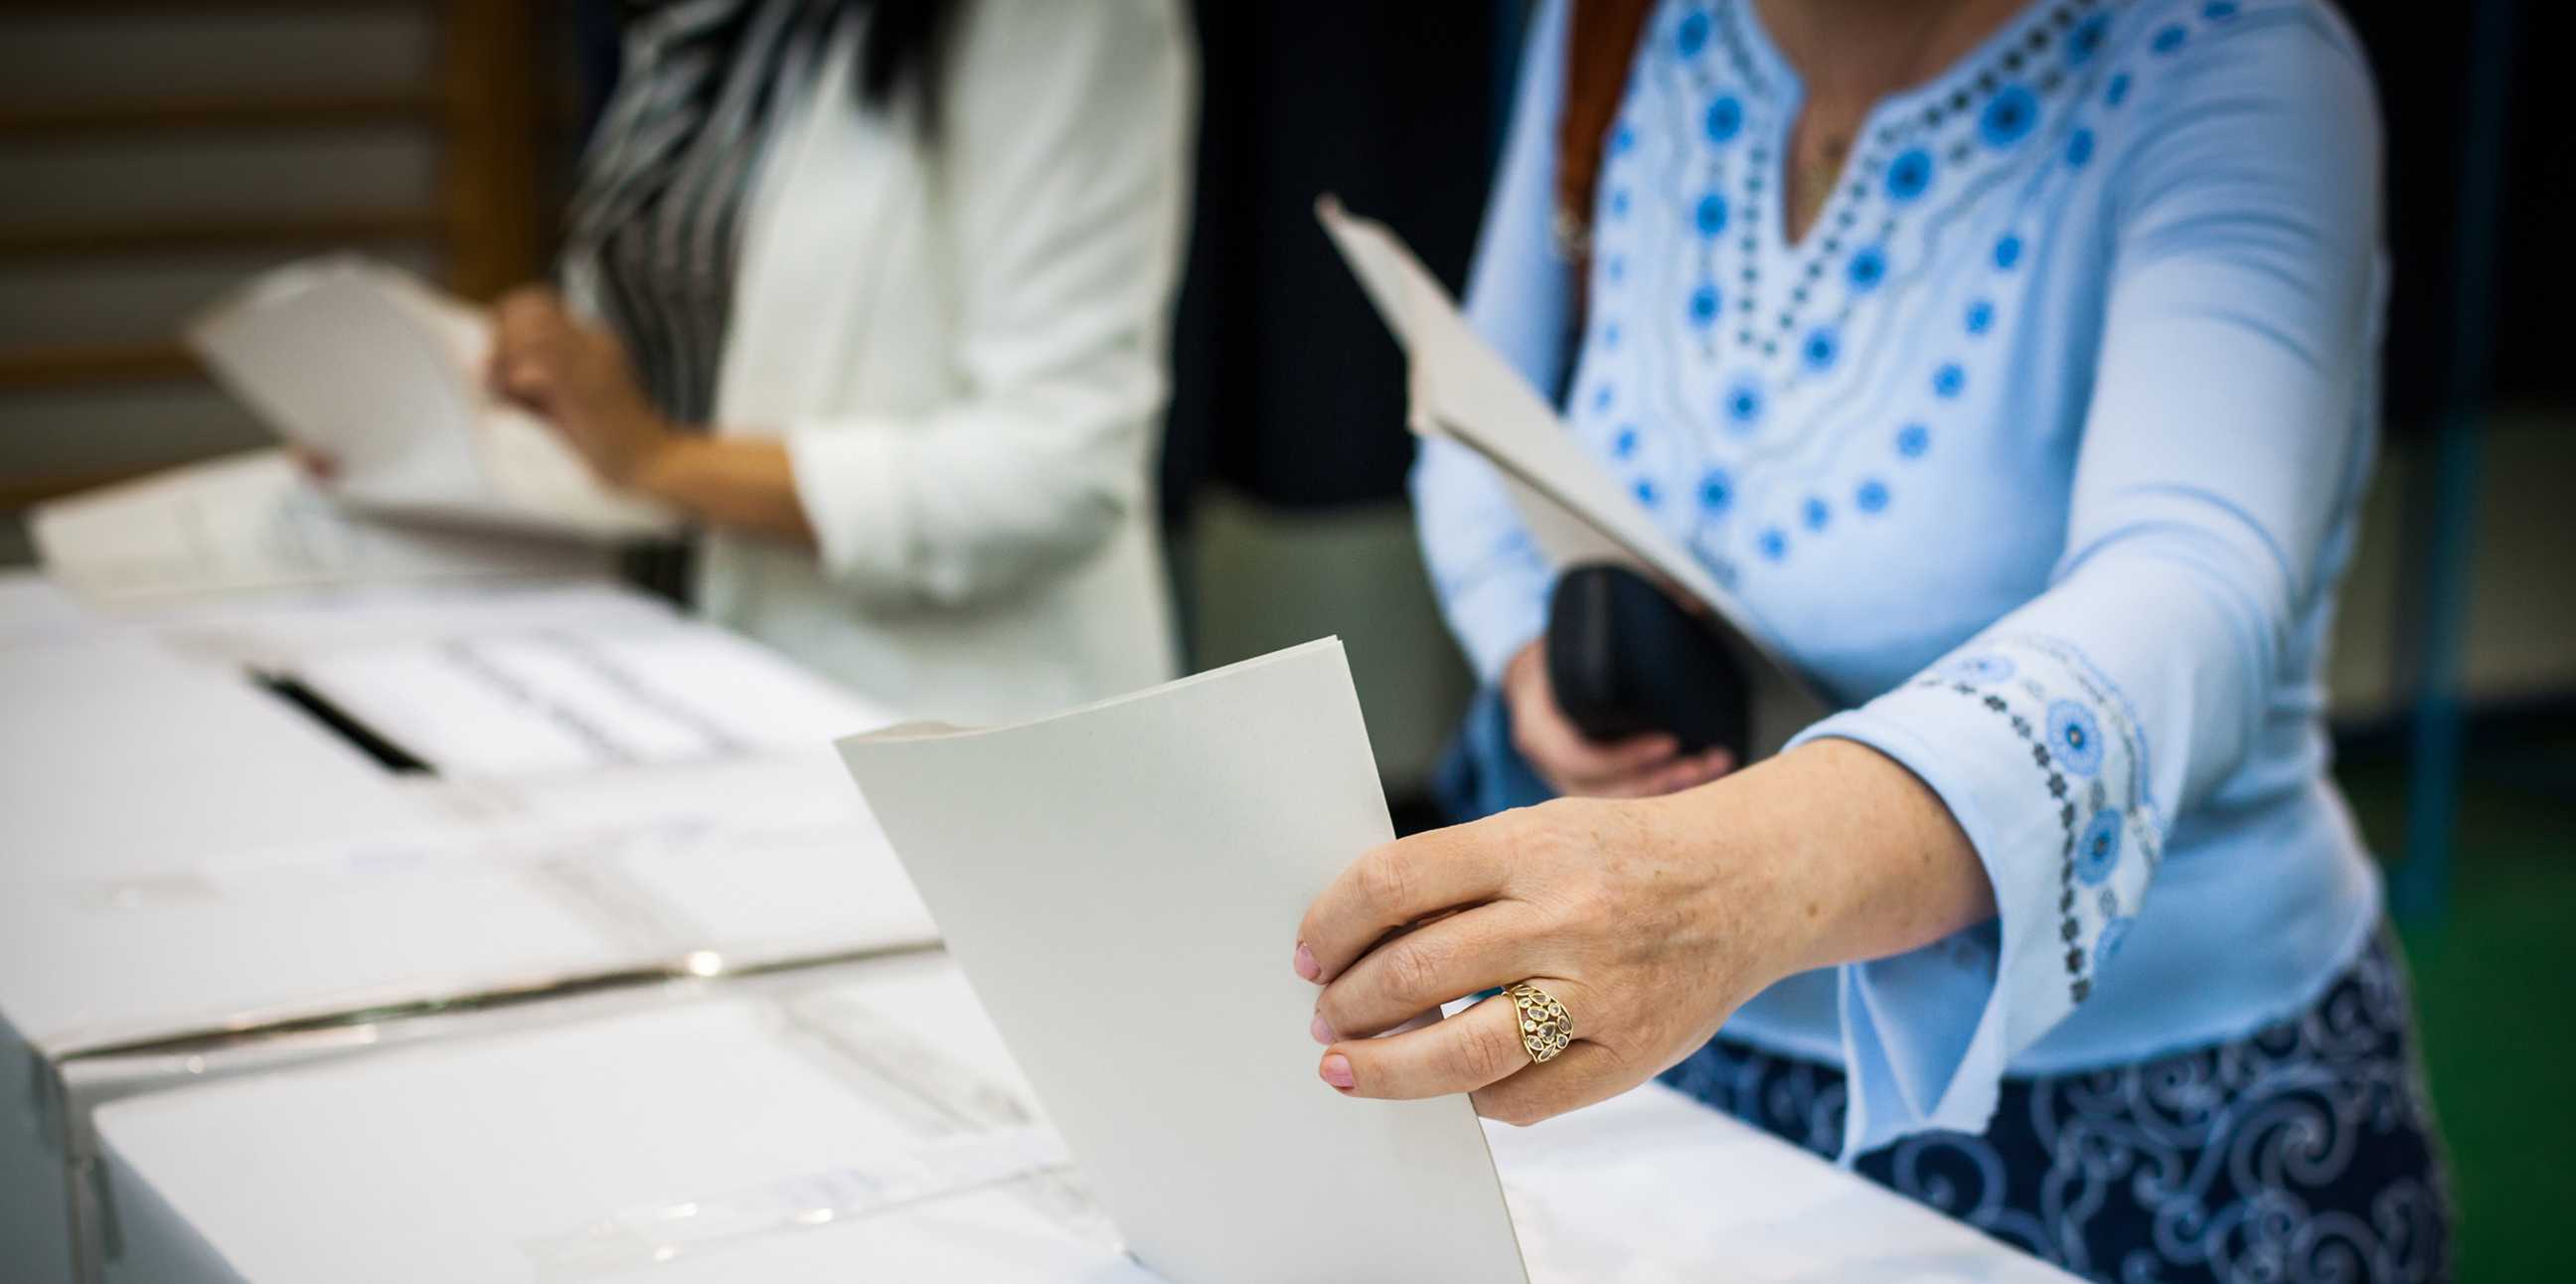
[2392,0,2518,924]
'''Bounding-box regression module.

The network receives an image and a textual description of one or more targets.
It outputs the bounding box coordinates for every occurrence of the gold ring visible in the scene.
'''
[1504,981,1573,1064]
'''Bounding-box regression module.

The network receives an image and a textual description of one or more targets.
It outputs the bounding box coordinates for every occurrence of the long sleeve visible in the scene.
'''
[1409,0,1572,684]
[1790,14,2383,1158]
[785,0,1192,607]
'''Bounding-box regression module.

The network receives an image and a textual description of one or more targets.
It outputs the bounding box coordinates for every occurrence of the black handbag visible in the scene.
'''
[1543,562,1752,757]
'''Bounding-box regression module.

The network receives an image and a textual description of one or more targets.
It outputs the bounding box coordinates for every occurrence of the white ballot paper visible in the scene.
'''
[836,639,1528,1284]
[187,256,676,543]
[29,451,606,603]
[1316,197,1832,755]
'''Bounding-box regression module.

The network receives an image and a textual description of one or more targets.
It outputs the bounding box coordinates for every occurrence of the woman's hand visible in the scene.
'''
[1293,792,1783,1125]
[489,285,674,486]
[1293,739,1994,1126]
[1502,640,1735,798]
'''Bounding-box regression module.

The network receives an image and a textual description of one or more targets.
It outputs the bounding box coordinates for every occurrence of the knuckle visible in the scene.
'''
[1445,1022,1520,1085]
[1356,847,1412,915]
[1377,938,1445,1007]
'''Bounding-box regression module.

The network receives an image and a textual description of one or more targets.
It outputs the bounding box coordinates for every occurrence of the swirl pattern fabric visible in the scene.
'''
[1662,930,2452,1283]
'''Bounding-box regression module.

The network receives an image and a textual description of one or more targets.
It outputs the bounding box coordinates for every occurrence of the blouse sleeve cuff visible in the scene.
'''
[1787,639,2158,1160]
[784,422,916,599]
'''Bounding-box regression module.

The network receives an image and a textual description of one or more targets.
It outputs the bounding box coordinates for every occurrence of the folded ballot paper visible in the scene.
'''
[187,256,676,543]
[1315,198,1831,755]
[836,640,1530,1283]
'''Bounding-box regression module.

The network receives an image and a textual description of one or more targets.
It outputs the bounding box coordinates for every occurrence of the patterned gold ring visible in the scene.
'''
[1504,981,1574,1064]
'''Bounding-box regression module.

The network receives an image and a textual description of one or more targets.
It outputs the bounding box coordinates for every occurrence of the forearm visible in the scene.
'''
[628,434,816,549]
[1645,736,1993,987]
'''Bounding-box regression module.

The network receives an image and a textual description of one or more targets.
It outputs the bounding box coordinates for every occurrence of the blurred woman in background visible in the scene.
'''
[487,0,1194,723]
[1304,1,2450,1280]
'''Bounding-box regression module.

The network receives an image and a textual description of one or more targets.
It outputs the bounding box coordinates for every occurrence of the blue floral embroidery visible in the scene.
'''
[1696,192,1730,237]
[1757,527,1789,562]
[1611,122,1636,156]
[1854,478,1889,514]
[1704,94,1743,144]
[1803,496,1831,531]
[2068,13,2109,64]
[1699,468,1733,512]
[1724,379,1765,429]
[1995,234,2024,269]
[1966,299,1995,334]
[2095,914,2133,963]
[2046,699,2106,775]
[1803,327,1839,372]
[1848,245,1887,290]
[1920,671,2092,1001]
[1677,8,1710,57]
[2066,127,2095,168]
[2106,73,2132,107]
[1980,84,2040,148]
[1945,653,2015,684]
[1634,477,1661,507]
[2076,810,2123,885]
[2153,23,2187,54]
[1612,425,1639,458]
[1896,422,1931,459]
[1933,363,1966,399]
[1885,148,1935,202]
[1689,283,1720,326]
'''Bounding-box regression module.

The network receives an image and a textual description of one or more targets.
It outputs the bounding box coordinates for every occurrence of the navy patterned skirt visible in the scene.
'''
[1660,929,2452,1283]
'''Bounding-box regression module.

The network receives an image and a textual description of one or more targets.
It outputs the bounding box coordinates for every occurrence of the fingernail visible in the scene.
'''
[1293,941,1320,982]
[1319,1053,1356,1090]
[1310,1013,1336,1044]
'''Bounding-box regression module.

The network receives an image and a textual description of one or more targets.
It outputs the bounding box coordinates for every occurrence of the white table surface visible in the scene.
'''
[96,954,2078,1284]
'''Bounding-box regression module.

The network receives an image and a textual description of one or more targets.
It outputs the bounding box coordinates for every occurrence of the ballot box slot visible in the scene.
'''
[249,671,434,775]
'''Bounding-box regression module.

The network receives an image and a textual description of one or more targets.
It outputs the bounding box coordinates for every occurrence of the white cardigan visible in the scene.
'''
[681,0,1192,724]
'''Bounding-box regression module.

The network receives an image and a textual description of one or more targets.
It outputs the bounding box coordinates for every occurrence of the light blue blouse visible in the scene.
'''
[1415,0,2389,1158]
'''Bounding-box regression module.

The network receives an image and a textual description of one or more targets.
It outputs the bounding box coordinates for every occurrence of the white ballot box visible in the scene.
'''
[0,576,934,1284]
[0,621,439,882]
[86,953,2077,1284]
[0,748,939,1284]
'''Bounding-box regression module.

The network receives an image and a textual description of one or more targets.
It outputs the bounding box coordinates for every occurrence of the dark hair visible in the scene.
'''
[615,0,961,135]
[849,0,961,128]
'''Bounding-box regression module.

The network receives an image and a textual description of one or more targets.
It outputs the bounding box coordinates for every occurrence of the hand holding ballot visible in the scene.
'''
[487,285,680,491]
[187,257,679,544]
[1296,735,1992,1129]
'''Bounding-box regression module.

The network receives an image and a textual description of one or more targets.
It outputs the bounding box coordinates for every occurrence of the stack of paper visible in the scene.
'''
[187,256,675,543]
